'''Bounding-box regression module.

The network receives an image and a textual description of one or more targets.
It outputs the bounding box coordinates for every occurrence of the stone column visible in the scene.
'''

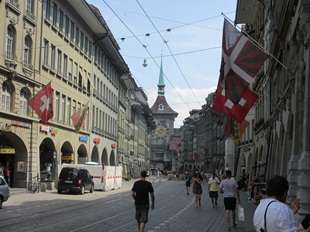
[297,44,310,215]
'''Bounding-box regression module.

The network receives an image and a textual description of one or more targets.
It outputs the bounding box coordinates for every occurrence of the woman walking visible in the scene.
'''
[208,173,220,208]
[192,172,203,208]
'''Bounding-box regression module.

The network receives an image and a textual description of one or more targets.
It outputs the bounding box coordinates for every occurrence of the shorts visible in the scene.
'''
[135,205,149,223]
[185,181,191,187]
[209,191,218,198]
[224,197,236,210]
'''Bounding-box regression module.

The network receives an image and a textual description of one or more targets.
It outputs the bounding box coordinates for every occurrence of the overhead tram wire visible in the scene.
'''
[122,46,221,59]
[135,0,201,106]
[117,11,235,41]
[101,0,191,110]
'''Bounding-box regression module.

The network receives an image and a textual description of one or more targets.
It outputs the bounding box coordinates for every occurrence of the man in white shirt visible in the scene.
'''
[220,170,239,231]
[253,176,298,232]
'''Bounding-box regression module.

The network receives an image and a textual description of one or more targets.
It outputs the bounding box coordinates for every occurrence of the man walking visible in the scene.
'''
[253,176,298,232]
[132,170,155,232]
[220,170,239,231]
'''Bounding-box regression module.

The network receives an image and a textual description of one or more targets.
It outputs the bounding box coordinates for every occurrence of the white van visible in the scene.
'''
[61,163,122,191]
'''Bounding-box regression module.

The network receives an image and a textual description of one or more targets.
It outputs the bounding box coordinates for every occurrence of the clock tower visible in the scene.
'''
[150,59,178,171]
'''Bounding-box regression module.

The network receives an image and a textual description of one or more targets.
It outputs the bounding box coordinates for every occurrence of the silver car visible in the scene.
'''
[0,176,10,209]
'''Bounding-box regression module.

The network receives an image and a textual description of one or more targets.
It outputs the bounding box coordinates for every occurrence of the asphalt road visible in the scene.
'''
[0,179,255,232]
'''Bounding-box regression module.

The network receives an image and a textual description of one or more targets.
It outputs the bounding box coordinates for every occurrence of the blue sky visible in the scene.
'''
[87,0,237,127]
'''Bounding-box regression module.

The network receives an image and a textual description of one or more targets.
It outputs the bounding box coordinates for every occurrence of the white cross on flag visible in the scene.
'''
[213,19,267,122]
[29,82,54,124]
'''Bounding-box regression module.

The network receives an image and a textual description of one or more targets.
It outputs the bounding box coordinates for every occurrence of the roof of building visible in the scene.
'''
[151,96,178,116]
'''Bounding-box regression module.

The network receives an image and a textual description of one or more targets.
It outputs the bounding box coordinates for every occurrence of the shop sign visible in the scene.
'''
[79,135,89,143]
[17,161,26,172]
[40,125,50,133]
[0,148,15,154]
[93,138,101,144]
[11,120,30,129]
[111,143,117,149]
[62,153,74,161]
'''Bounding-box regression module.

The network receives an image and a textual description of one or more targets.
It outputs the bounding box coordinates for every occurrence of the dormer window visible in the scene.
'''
[158,104,164,111]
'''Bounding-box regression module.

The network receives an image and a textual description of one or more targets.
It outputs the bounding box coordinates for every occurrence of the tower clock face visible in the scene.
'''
[155,126,167,138]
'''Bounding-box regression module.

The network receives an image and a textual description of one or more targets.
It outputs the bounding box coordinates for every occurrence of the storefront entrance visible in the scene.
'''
[61,141,74,164]
[91,146,99,163]
[77,144,88,164]
[39,138,56,181]
[0,131,27,187]
[110,150,115,166]
[101,149,108,165]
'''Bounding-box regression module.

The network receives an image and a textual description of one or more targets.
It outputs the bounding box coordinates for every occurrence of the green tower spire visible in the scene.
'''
[158,57,165,96]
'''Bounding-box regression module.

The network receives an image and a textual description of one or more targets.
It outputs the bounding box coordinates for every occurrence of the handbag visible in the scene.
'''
[238,205,245,222]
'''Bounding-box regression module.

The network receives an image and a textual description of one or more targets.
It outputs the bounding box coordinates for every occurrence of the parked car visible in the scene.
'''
[0,176,10,209]
[58,167,94,194]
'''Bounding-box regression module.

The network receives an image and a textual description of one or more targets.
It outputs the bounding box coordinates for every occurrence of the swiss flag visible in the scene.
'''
[71,104,88,131]
[29,82,54,124]
[213,19,267,123]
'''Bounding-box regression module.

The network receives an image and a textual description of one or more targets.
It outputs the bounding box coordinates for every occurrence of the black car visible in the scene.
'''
[58,167,94,194]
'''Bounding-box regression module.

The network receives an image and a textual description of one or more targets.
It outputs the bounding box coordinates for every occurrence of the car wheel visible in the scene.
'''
[80,186,85,195]
[90,184,94,193]
[0,197,3,209]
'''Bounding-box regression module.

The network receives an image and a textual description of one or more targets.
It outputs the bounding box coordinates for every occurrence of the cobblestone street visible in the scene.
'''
[0,179,256,232]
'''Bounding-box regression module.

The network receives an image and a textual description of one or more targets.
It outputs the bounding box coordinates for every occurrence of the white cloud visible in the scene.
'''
[147,86,216,128]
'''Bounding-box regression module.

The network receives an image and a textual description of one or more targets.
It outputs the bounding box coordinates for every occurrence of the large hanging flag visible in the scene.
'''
[213,19,267,123]
[71,102,89,131]
[29,82,54,124]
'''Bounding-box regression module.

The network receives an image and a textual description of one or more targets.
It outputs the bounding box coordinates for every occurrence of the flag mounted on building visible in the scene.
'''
[29,82,54,124]
[71,102,89,131]
[213,19,267,123]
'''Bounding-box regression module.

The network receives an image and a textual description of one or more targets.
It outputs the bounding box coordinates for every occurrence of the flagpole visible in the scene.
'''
[221,12,290,72]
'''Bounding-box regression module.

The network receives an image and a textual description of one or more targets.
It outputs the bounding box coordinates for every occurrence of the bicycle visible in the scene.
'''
[31,176,41,193]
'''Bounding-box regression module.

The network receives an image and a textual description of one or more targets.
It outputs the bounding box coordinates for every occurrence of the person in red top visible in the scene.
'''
[4,162,12,187]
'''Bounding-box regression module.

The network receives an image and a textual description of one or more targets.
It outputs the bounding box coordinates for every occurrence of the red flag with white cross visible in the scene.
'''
[29,82,54,124]
[213,19,267,122]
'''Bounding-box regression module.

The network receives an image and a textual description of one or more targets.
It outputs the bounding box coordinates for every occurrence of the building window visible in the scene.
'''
[84,36,88,55]
[158,104,164,111]
[95,108,98,131]
[74,62,78,86]
[75,27,79,47]
[88,41,92,58]
[50,44,56,70]
[63,54,68,78]
[80,32,84,51]
[70,21,75,42]
[72,100,76,114]
[92,106,95,130]
[2,83,13,112]
[65,15,69,37]
[93,75,96,96]
[55,92,60,121]
[99,110,102,133]
[19,88,30,116]
[61,95,66,123]
[68,58,73,83]
[100,81,103,100]
[78,73,83,90]
[43,39,49,66]
[59,9,64,32]
[26,0,34,17]
[52,2,58,26]
[96,79,99,98]
[6,25,16,60]
[67,97,71,125]
[57,49,62,75]
[24,35,32,66]
[44,0,51,20]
